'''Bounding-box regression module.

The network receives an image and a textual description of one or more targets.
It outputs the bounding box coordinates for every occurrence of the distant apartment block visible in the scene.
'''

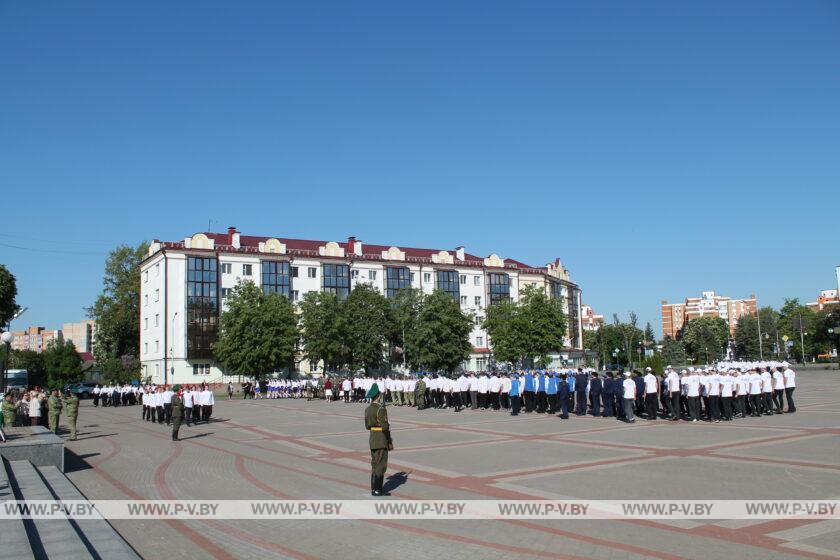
[581,305,604,331]
[661,291,757,339]
[10,327,63,352]
[62,320,96,353]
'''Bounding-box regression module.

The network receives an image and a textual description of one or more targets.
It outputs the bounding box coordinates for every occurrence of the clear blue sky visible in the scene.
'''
[2,1,838,336]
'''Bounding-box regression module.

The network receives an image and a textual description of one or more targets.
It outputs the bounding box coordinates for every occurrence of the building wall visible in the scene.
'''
[140,235,583,384]
[662,292,756,339]
[62,320,95,353]
[11,327,62,353]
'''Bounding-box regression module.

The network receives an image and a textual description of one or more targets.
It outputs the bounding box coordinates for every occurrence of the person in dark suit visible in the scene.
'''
[589,372,602,417]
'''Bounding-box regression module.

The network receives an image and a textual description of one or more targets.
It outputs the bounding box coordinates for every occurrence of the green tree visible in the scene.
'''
[660,337,687,366]
[214,281,299,378]
[612,313,644,367]
[10,350,47,388]
[410,290,473,372]
[299,290,348,372]
[101,356,135,385]
[518,284,567,367]
[87,243,149,363]
[43,339,84,388]
[0,264,20,326]
[389,288,423,367]
[778,298,818,362]
[644,322,656,346]
[587,324,628,367]
[734,314,761,360]
[341,283,391,372]
[680,315,729,363]
[483,300,526,365]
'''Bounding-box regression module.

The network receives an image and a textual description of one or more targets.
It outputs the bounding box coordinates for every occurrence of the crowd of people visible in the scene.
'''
[243,361,798,423]
[1,387,80,440]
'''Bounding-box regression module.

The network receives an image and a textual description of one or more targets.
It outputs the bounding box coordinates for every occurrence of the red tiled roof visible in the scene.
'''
[78,352,94,361]
[203,232,534,268]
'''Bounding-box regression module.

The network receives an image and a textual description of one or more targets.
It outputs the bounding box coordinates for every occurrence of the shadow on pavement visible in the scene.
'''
[65,449,99,473]
[384,471,409,494]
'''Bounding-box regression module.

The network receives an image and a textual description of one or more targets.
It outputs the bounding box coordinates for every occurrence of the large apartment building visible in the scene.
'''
[139,228,584,384]
[661,291,757,339]
[62,320,96,353]
[10,327,62,352]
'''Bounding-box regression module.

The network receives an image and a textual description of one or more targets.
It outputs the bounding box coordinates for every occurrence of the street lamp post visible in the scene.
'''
[1,330,13,393]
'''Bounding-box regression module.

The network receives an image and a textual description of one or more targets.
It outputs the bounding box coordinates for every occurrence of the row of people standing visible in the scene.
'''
[140,384,215,426]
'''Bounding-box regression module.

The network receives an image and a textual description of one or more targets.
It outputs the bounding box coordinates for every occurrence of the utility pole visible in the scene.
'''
[756,309,764,360]
[798,312,806,363]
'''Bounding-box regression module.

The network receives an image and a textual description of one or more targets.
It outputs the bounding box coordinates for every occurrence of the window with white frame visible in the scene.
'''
[221,288,231,298]
[154,289,160,302]
[144,343,148,354]
[369,270,377,281]
[423,272,431,283]
[460,274,466,285]
[308,267,317,278]
[242,264,252,276]
[154,340,159,352]
[155,263,160,276]
[144,294,148,306]
[221,263,232,274]
[144,318,148,330]
[476,336,484,346]
[155,314,160,327]
[291,266,299,278]
[460,295,468,306]
[475,296,481,306]
[292,290,299,302]
[144,270,149,283]
[351,269,360,279]
[474,275,480,285]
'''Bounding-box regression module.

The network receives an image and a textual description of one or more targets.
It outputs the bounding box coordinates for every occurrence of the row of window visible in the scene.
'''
[143,263,161,283]
[140,363,211,378]
[143,315,160,329]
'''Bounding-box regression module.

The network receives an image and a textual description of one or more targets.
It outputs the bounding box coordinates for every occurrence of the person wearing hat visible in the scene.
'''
[783,362,796,413]
[588,372,602,417]
[47,389,63,434]
[170,385,185,441]
[63,389,80,440]
[364,384,394,496]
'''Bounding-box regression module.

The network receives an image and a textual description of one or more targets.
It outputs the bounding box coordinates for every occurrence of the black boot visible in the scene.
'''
[370,474,376,496]
[374,476,389,497]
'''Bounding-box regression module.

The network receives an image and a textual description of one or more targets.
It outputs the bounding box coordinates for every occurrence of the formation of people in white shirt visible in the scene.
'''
[239,360,798,424]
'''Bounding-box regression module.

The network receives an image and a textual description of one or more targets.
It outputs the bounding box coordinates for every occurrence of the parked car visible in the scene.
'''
[64,382,98,399]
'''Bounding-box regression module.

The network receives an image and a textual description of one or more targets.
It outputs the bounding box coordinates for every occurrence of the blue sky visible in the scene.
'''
[1,1,838,336]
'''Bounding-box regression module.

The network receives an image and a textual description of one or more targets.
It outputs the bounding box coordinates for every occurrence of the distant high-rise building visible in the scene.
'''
[11,327,63,353]
[62,320,96,353]
[661,291,757,339]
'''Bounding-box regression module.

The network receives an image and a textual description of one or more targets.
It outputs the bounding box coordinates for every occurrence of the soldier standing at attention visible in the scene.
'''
[414,376,426,410]
[63,390,80,441]
[171,385,185,441]
[364,384,394,497]
[48,389,63,434]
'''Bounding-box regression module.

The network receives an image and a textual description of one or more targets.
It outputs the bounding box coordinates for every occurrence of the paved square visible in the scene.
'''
[53,370,840,560]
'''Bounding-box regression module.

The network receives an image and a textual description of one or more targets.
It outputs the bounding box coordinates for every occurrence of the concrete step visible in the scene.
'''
[6,460,92,560]
[38,465,139,559]
[0,459,35,560]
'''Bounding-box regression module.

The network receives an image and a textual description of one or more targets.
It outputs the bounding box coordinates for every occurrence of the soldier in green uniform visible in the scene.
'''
[2,393,16,428]
[414,376,426,410]
[364,384,394,497]
[171,385,185,441]
[47,389,63,434]
[63,390,80,440]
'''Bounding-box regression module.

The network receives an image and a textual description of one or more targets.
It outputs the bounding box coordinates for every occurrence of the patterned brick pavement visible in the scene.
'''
[62,371,840,560]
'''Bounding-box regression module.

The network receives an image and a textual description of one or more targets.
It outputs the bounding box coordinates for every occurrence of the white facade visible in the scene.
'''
[139,229,584,384]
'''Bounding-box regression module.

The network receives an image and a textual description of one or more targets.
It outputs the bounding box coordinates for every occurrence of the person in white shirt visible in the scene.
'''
[182,386,194,426]
[163,386,174,426]
[720,371,734,421]
[735,370,748,419]
[200,385,215,422]
[622,372,636,423]
[342,377,352,404]
[29,392,42,426]
[707,371,721,423]
[666,368,681,421]
[782,363,796,412]
[772,366,785,414]
[476,372,489,410]
[760,367,775,415]
[686,371,701,422]
[489,374,502,411]
[500,375,512,411]
[748,369,763,417]
[468,373,478,410]
[643,368,659,421]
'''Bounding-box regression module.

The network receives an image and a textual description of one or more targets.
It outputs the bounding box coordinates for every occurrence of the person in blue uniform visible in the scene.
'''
[509,374,522,415]
[523,371,535,413]
[546,373,558,414]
